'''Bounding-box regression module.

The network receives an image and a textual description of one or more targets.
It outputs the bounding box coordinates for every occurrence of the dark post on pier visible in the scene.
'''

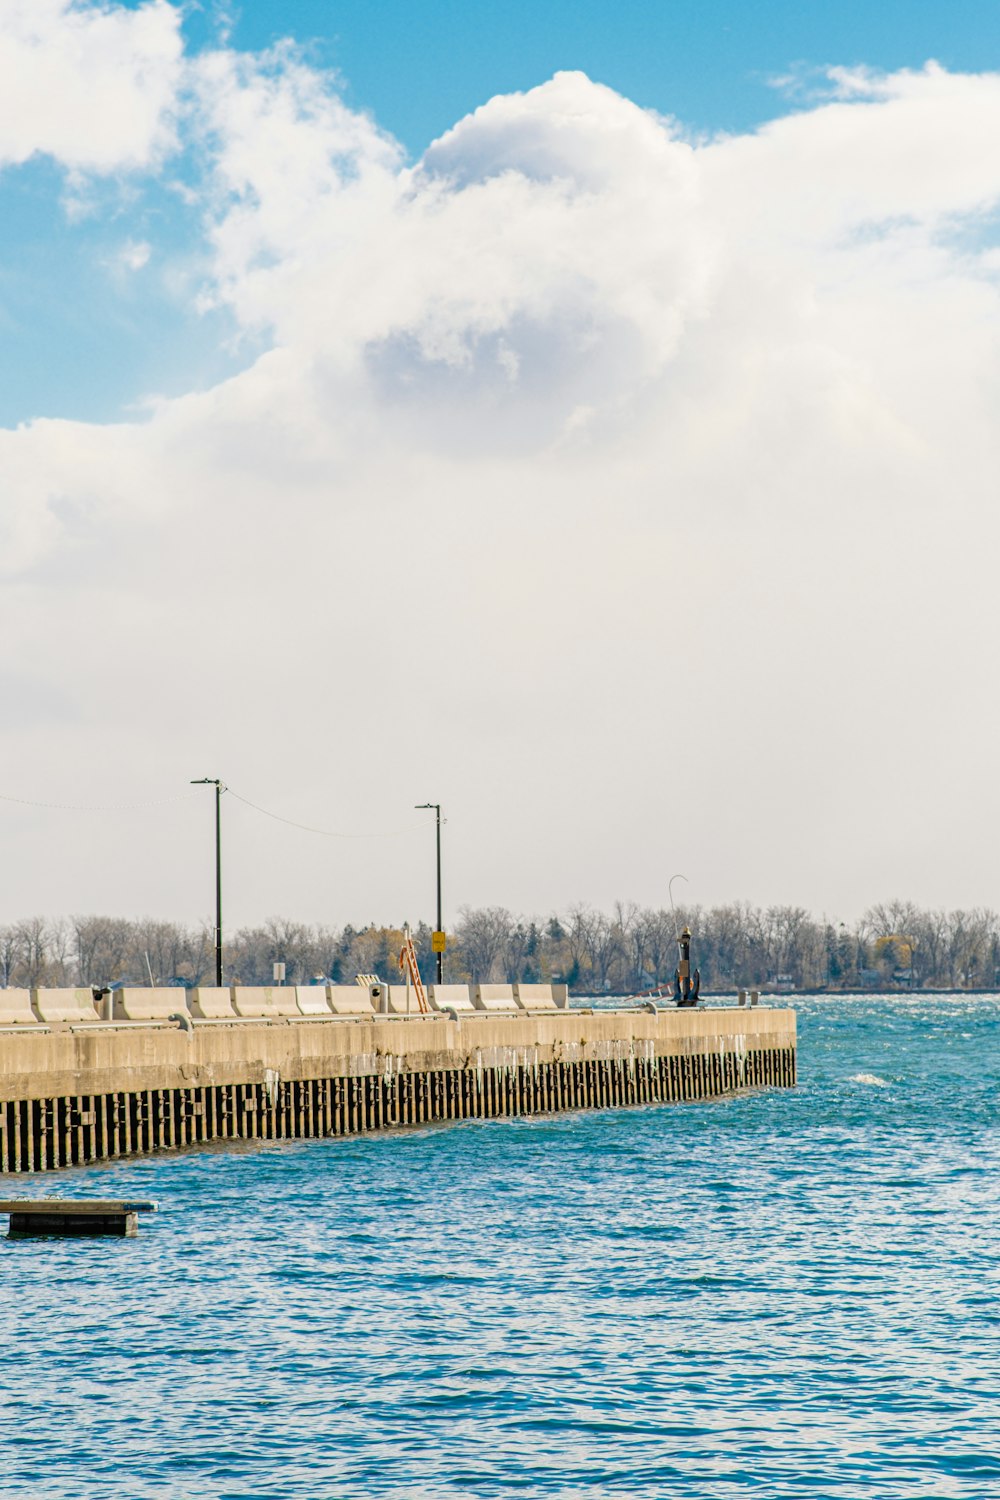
[674,926,701,1007]
[416,801,444,983]
[191,777,224,986]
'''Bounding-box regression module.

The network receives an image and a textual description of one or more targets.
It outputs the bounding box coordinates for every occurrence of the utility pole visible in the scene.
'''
[192,778,225,986]
[415,802,444,983]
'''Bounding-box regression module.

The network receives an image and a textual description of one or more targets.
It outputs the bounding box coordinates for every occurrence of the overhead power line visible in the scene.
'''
[224,787,419,841]
[0,790,201,813]
[0,784,420,840]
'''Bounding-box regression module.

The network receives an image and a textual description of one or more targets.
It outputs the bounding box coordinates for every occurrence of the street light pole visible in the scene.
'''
[415,802,443,983]
[192,778,224,986]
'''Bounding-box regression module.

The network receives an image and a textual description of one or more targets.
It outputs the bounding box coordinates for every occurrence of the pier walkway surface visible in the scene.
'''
[0,993,795,1172]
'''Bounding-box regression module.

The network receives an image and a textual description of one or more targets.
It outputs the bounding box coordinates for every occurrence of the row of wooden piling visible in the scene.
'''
[0,1045,796,1174]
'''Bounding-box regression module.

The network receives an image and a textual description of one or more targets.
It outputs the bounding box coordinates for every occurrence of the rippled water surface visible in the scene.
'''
[2,996,999,1498]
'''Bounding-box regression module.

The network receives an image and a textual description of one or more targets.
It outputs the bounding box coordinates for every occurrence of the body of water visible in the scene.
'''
[1,995,998,1498]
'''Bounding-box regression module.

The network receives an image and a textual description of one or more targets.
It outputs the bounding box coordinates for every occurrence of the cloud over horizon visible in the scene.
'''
[2,5,1000,928]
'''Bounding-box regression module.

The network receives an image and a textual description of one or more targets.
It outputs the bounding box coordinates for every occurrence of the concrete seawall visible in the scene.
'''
[0,1007,796,1173]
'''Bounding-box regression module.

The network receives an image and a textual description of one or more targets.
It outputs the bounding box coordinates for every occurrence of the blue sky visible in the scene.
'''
[4,0,1000,428]
[209,0,1000,151]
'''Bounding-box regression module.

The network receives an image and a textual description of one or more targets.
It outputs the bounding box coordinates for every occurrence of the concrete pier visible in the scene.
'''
[0,1005,796,1174]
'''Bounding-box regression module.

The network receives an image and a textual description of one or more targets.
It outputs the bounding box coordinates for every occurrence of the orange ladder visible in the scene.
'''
[397,928,430,1014]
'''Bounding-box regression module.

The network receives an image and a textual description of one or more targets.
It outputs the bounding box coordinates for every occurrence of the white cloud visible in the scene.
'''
[3,48,1000,924]
[108,238,152,274]
[189,43,403,339]
[0,0,182,172]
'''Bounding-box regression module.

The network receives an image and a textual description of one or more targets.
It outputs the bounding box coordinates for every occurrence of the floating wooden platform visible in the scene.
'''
[1,1198,158,1237]
[0,1008,796,1173]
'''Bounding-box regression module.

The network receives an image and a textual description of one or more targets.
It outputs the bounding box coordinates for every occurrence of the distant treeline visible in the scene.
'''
[1,900,998,993]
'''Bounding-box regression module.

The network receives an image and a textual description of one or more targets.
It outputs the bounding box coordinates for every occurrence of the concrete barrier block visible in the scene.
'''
[271,987,301,1017]
[386,983,427,1015]
[513,983,558,1011]
[295,985,333,1017]
[473,984,518,1012]
[31,988,101,1024]
[327,985,376,1017]
[113,988,189,1022]
[189,987,237,1020]
[428,984,475,1013]
[0,989,39,1025]
[551,983,569,1009]
[231,987,299,1019]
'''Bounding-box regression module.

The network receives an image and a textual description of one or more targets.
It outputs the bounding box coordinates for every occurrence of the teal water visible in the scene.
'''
[1,996,998,1499]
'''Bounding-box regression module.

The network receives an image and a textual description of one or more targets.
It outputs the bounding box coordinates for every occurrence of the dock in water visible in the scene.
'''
[0,995,796,1173]
[1,1199,158,1237]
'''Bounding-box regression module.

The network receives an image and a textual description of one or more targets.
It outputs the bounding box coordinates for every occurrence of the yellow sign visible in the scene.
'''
[431,930,447,953]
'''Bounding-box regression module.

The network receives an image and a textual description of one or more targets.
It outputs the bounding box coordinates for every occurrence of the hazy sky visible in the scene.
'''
[2,1,1000,931]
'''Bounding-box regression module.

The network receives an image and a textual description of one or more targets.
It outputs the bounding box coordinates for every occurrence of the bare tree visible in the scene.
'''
[13,917,56,987]
[567,905,620,993]
[454,907,514,982]
[637,909,678,987]
[0,926,17,988]
[132,919,210,987]
[72,915,136,985]
[45,919,71,986]
[946,908,996,988]
[501,919,542,982]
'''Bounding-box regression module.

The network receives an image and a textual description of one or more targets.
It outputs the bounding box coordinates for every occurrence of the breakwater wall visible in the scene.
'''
[0,1007,796,1174]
